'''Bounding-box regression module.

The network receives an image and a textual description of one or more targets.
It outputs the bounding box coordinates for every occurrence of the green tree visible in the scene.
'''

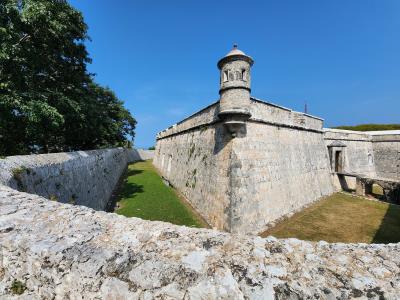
[0,0,136,156]
[334,124,400,131]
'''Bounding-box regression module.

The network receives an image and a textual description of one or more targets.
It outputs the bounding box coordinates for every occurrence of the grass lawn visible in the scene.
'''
[114,160,206,228]
[261,193,400,244]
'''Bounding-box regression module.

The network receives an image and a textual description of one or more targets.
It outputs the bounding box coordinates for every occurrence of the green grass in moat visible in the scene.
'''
[114,160,205,228]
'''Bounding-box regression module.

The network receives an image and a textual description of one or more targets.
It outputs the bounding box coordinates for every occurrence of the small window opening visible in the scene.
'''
[368,153,373,165]
[335,151,343,173]
[223,71,229,82]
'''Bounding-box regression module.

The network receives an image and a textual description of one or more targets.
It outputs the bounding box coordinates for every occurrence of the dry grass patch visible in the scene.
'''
[261,193,400,244]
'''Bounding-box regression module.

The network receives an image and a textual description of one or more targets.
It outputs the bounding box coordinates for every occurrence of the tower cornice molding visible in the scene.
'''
[217,54,254,70]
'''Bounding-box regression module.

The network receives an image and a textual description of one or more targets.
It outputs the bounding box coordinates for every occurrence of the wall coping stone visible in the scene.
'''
[0,185,399,298]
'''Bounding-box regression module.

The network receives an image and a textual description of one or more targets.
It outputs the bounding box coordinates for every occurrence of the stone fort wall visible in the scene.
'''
[0,185,399,299]
[154,102,232,230]
[370,131,400,180]
[154,98,335,233]
[230,120,333,233]
[323,129,376,177]
[155,97,400,234]
[323,129,400,190]
[0,148,153,210]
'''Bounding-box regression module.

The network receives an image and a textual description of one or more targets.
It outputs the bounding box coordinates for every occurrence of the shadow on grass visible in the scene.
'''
[119,180,144,199]
[338,174,355,193]
[125,168,143,177]
[373,203,400,244]
[106,168,144,212]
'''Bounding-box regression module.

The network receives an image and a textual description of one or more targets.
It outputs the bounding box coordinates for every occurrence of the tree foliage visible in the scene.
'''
[334,124,400,132]
[0,0,136,156]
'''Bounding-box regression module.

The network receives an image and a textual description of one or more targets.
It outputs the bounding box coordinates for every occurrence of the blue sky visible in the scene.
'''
[69,0,400,148]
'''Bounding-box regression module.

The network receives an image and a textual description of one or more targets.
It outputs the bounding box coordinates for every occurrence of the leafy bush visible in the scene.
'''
[11,280,26,295]
[334,124,400,132]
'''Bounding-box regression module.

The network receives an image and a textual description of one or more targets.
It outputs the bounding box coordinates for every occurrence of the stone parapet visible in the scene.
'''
[156,102,220,140]
[0,185,399,299]
[0,148,141,210]
[157,97,325,141]
[250,98,324,132]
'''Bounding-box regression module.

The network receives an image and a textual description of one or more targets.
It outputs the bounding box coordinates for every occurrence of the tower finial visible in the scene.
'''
[233,43,238,49]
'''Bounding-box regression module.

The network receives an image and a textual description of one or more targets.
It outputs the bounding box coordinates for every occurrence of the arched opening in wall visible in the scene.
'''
[368,152,374,166]
[371,183,385,200]
[223,71,229,82]
[327,143,346,174]
[335,150,343,173]
[242,69,246,81]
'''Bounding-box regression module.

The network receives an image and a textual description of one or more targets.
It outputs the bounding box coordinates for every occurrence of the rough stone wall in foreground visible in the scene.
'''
[0,185,399,299]
[0,148,142,210]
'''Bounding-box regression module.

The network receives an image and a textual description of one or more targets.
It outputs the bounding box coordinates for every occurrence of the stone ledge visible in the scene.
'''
[0,185,399,299]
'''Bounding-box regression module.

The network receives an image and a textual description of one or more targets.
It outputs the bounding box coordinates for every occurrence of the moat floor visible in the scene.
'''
[261,193,400,244]
[114,160,205,228]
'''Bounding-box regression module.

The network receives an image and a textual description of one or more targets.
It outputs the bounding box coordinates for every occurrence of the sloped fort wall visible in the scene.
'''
[0,148,153,210]
[154,98,335,233]
[153,102,233,230]
[0,185,399,299]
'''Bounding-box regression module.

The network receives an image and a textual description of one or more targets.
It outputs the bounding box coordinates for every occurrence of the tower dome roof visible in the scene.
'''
[225,44,246,57]
[218,44,254,69]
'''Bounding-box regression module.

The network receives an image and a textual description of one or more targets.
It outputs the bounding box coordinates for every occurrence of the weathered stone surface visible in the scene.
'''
[156,102,220,140]
[135,149,155,161]
[0,148,153,211]
[0,185,399,299]
[371,131,400,181]
[154,123,231,230]
[229,122,334,233]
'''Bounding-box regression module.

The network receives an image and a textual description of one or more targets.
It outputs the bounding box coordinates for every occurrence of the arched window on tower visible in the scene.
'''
[242,69,247,81]
[223,71,229,82]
